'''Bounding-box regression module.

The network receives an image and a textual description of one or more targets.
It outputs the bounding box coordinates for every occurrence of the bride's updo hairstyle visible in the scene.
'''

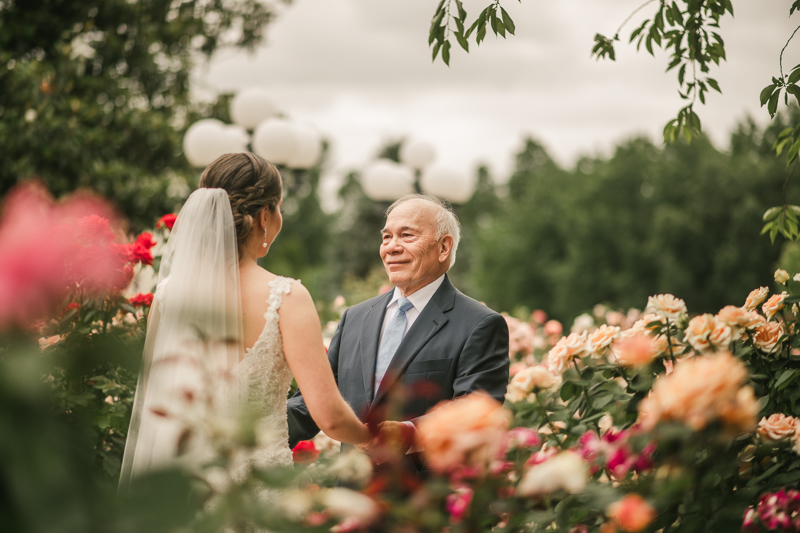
[198,152,282,251]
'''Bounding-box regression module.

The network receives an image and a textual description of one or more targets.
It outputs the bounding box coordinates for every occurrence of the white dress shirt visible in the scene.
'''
[376,274,446,452]
[378,274,446,346]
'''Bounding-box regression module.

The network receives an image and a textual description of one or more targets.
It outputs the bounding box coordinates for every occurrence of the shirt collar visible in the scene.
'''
[387,274,446,312]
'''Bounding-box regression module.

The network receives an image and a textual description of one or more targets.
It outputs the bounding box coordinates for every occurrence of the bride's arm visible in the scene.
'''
[279,282,372,446]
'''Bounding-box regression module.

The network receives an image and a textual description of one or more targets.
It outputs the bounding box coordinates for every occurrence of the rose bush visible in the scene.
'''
[6,185,800,532]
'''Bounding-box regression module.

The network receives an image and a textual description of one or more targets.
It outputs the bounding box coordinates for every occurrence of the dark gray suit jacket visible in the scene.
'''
[287,274,510,451]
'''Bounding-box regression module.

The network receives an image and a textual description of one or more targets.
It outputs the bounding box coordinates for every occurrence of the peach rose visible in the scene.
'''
[612,332,661,367]
[775,269,790,284]
[683,314,716,352]
[646,294,687,320]
[716,305,751,328]
[607,494,656,533]
[757,413,797,441]
[762,292,788,319]
[637,351,756,434]
[744,310,767,330]
[588,325,621,355]
[744,287,769,311]
[417,393,511,475]
[506,365,561,403]
[631,313,666,332]
[545,332,589,374]
[708,319,733,350]
[753,321,785,354]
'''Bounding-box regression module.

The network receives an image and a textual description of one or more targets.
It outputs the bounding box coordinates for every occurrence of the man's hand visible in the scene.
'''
[360,421,415,464]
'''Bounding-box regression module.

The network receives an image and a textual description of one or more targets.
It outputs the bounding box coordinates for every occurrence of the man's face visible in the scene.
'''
[380,200,449,296]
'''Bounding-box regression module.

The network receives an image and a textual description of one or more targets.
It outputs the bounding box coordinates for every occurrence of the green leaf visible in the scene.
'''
[789,68,800,85]
[760,84,777,106]
[768,89,781,117]
[763,206,782,222]
[431,40,442,62]
[560,381,576,401]
[500,7,515,35]
[455,0,466,20]
[788,84,800,108]
[788,137,800,166]
[707,78,721,93]
[442,40,451,66]
[775,369,797,389]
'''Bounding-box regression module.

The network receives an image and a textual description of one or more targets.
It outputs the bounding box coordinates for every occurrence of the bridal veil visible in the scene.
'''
[119,188,244,490]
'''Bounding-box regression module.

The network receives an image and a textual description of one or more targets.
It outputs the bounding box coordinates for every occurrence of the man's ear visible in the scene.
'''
[438,235,454,264]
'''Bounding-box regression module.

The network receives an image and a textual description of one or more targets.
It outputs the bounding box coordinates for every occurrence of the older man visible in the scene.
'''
[287,194,509,468]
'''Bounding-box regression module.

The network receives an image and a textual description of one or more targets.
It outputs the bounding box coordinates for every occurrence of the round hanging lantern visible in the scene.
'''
[183,119,228,168]
[421,166,476,204]
[252,119,298,166]
[360,160,415,201]
[230,88,277,130]
[399,139,436,169]
[286,123,323,169]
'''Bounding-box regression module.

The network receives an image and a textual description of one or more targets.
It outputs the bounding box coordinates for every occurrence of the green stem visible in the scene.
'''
[780,25,800,82]
[614,0,659,39]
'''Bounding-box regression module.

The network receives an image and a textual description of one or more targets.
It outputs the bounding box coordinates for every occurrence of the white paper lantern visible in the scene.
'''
[220,124,250,154]
[399,139,436,169]
[286,123,323,169]
[421,166,476,204]
[230,88,277,130]
[183,119,228,167]
[252,119,298,166]
[361,160,415,201]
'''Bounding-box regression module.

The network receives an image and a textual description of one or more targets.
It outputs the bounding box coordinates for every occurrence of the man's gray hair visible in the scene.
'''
[386,194,461,268]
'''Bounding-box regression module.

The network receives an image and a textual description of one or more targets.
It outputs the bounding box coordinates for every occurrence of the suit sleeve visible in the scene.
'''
[286,308,346,448]
[452,312,510,404]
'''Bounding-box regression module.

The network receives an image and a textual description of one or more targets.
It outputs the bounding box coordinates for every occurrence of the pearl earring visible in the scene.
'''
[263,226,268,248]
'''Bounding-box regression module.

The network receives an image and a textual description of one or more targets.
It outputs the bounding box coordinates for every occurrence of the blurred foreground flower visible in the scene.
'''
[292,440,320,464]
[417,392,510,478]
[517,451,588,496]
[607,493,656,532]
[0,182,122,329]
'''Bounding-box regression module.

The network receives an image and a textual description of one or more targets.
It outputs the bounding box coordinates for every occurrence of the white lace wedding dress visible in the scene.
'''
[153,275,296,482]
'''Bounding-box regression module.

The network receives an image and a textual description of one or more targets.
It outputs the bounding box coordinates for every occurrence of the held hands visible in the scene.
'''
[355,421,415,464]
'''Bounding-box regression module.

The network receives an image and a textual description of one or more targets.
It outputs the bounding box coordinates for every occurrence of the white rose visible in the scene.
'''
[328,450,373,485]
[571,313,595,334]
[517,451,588,496]
[775,269,790,284]
[322,488,379,523]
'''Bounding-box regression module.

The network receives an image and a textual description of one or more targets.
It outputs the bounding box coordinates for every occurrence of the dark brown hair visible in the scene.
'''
[199,152,282,251]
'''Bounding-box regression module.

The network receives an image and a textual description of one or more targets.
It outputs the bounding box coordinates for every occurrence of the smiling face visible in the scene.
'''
[380,199,452,296]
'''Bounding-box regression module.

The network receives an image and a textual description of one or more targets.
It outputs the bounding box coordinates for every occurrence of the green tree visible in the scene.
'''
[470,116,792,320]
[0,0,284,228]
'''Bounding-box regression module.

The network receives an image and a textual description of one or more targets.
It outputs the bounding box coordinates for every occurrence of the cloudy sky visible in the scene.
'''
[197,0,797,188]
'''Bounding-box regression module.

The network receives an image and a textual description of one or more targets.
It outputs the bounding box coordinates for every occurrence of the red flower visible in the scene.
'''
[156,213,177,230]
[129,293,154,308]
[292,440,320,464]
[129,232,156,266]
[63,302,79,314]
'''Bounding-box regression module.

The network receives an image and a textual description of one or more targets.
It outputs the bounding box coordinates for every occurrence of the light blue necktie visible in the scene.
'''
[374,296,414,396]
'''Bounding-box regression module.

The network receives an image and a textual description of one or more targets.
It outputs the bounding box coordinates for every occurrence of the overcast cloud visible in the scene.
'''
[196,0,798,188]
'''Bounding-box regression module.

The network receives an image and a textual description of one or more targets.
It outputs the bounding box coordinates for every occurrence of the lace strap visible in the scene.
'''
[154,277,170,313]
[266,276,296,313]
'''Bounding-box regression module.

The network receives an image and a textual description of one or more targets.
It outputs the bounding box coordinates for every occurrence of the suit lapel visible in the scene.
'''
[371,276,456,408]
[360,289,393,401]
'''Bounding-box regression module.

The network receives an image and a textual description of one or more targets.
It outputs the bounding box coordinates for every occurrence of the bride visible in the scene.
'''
[119,152,372,489]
